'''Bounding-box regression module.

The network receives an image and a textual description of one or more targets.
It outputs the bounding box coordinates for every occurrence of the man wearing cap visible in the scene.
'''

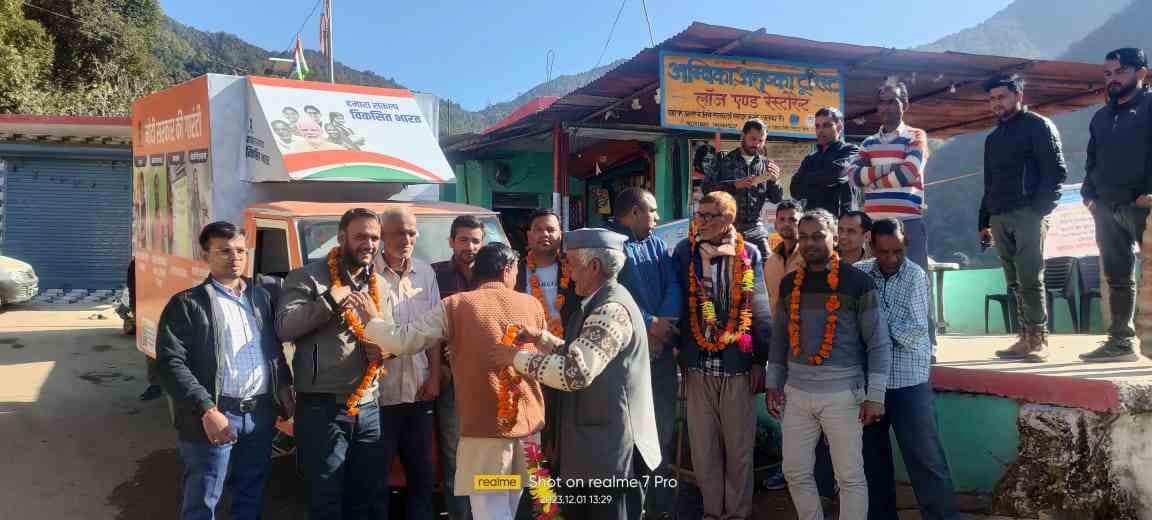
[497,228,661,520]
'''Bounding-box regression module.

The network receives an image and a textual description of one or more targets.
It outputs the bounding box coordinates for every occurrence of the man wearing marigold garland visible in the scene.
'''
[156,222,294,520]
[603,187,682,518]
[517,210,579,333]
[672,191,773,520]
[277,208,388,520]
[765,209,892,520]
[854,218,958,520]
[356,242,550,519]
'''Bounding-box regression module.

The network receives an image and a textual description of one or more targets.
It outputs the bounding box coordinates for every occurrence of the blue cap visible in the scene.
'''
[564,228,627,252]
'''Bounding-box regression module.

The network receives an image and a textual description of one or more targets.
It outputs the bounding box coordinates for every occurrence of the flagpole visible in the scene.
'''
[327,0,335,83]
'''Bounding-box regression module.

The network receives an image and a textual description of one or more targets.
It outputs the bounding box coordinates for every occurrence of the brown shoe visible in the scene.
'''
[1019,330,1049,363]
[994,330,1029,359]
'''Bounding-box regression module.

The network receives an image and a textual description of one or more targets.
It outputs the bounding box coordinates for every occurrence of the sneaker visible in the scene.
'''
[762,470,787,491]
[139,384,164,401]
[1079,339,1140,363]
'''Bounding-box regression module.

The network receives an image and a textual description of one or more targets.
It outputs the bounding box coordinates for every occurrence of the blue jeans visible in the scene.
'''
[177,395,277,520]
[294,395,384,520]
[863,383,958,520]
[378,400,437,520]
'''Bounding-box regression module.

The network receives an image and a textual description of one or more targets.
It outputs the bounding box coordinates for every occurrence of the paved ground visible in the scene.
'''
[936,334,1152,384]
[0,306,1022,519]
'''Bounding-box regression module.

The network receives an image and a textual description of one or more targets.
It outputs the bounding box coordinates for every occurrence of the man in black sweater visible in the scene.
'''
[704,118,784,261]
[977,74,1068,363]
[1080,47,1152,363]
[791,107,860,218]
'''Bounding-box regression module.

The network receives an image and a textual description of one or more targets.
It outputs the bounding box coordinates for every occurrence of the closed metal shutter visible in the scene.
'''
[5,156,131,290]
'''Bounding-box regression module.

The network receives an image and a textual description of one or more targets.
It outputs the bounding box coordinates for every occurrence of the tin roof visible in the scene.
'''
[245,200,499,218]
[0,115,131,146]
[449,22,1104,151]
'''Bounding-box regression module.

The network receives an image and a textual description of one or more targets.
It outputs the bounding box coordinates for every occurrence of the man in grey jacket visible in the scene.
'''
[1080,47,1152,363]
[277,207,388,520]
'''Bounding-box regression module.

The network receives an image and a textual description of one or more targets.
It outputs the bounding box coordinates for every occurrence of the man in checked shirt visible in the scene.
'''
[853,218,958,520]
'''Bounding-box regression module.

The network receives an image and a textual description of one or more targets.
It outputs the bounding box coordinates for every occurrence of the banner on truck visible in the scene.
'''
[660,51,844,138]
[1043,183,1098,258]
[246,77,454,183]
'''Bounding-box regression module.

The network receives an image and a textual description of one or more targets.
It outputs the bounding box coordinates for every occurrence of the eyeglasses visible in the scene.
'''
[696,212,724,222]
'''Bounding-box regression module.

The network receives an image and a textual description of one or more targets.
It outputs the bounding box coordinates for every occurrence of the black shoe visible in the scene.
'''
[139,385,163,401]
[762,470,787,490]
[1079,339,1140,363]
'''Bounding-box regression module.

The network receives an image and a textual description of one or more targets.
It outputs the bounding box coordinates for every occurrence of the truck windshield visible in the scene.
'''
[299,215,509,265]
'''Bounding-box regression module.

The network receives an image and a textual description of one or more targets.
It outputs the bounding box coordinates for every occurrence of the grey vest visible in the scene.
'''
[554,280,662,480]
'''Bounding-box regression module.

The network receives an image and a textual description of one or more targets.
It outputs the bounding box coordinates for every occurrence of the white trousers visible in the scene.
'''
[469,489,523,520]
[781,385,868,520]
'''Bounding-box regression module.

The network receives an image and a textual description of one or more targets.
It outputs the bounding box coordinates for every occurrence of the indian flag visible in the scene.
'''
[291,37,309,80]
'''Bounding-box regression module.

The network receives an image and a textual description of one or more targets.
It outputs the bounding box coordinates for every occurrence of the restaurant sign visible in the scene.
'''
[659,51,844,138]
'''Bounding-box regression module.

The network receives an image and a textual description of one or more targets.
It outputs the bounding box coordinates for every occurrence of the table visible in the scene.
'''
[928,262,960,334]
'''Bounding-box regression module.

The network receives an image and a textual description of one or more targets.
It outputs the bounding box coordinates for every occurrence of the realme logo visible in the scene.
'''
[474,475,521,490]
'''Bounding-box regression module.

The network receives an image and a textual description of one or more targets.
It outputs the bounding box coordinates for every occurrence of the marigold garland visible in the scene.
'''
[788,252,841,365]
[528,251,570,337]
[687,224,755,352]
[524,440,562,519]
[328,247,387,416]
[496,324,524,435]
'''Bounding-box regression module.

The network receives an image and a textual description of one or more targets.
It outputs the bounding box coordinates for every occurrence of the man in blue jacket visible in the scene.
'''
[604,187,683,518]
[156,222,294,520]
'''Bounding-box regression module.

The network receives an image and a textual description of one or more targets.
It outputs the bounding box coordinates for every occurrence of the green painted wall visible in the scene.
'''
[894,393,1021,493]
[446,153,557,211]
[939,268,1104,335]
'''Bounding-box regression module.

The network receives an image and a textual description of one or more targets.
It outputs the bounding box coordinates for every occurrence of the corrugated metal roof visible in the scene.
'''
[450,22,1104,151]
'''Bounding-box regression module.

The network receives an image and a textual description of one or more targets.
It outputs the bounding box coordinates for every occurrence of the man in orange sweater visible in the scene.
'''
[358,243,547,520]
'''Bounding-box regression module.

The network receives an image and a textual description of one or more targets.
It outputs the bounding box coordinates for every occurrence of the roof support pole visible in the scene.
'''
[552,121,566,229]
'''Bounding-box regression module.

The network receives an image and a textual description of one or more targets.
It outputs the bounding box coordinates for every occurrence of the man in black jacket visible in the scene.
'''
[791,107,860,218]
[1080,48,1152,363]
[704,118,784,260]
[977,74,1068,363]
[156,221,294,520]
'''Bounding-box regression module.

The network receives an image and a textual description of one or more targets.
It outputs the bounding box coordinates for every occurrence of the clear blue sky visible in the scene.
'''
[159,0,1014,111]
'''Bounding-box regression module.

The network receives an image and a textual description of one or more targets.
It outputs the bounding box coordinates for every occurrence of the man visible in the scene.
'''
[1080,47,1152,363]
[856,219,958,520]
[327,112,366,151]
[431,215,486,520]
[704,118,784,259]
[277,208,387,519]
[838,211,874,265]
[373,208,440,519]
[791,107,861,217]
[156,222,294,520]
[358,243,549,520]
[977,74,1068,363]
[764,199,805,315]
[304,105,330,138]
[517,210,579,333]
[501,228,660,520]
[603,188,682,518]
[124,258,163,401]
[766,210,892,520]
[673,191,773,520]
[849,82,930,271]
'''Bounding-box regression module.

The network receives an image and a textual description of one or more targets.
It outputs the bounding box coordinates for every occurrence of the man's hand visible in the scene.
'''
[648,333,665,358]
[363,341,385,363]
[488,344,520,369]
[277,386,296,420]
[749,365,766,394]
[860,400,885,426]
[202,407,237,445]
[764,160,781,181]
[765,388,785,419]
[330,285,353,307]
[348,292,379,321]
[734,177,757,189]
[1084,199,1096,211]
[649,317,678,345]
[1136,195,1152,208]
[978,228,994,246]
[515,325,545,345]
[415,374,440,401]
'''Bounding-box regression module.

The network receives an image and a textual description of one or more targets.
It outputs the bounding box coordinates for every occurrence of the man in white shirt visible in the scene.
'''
[373,207,442,518]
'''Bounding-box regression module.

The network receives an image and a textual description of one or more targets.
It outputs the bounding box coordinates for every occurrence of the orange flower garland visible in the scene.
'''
[788,252,841,365]
[496,324,524,435]
[527,251,570,337]
[328,247,388,416]
[687,225,755,352]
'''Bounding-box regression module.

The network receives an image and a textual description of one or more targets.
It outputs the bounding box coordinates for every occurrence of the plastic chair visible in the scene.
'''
[984,287,1018,334]
[1078,256,1102,333]
[1044,256,1079,333]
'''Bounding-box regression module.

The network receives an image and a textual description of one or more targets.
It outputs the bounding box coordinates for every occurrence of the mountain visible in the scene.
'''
[915,0,1130,57]
[152,17,619,136]
[918,0,1134,264]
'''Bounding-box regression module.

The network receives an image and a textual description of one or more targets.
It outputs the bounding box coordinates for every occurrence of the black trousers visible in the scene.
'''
[377,400,437,520]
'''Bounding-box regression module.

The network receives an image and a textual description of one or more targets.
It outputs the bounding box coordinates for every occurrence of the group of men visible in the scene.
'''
[152,45,1152,520]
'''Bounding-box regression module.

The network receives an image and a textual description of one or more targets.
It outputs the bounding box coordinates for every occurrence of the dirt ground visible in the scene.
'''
[0,306,1008,520]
